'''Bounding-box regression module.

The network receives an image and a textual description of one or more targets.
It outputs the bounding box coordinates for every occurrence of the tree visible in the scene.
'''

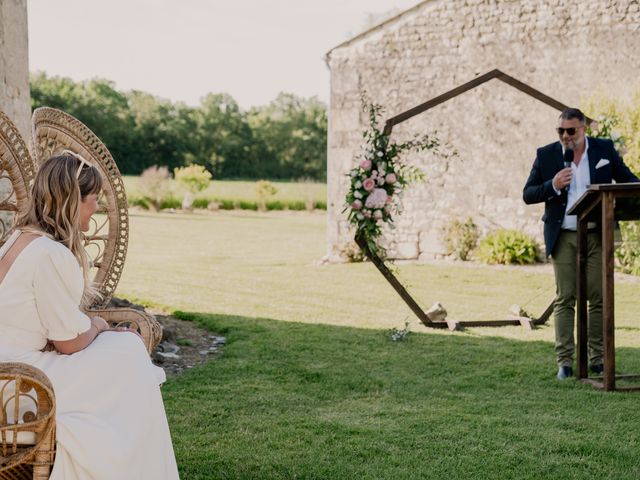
[248,93,327,180]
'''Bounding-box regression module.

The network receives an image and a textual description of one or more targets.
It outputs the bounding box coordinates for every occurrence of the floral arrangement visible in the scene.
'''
[344,98,443,257]
[587,114,626,155]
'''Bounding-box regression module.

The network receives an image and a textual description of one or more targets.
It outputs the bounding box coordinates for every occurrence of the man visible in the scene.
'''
[523,108,638,380]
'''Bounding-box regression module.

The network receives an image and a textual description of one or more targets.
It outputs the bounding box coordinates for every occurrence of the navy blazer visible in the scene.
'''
[523,137,639,257]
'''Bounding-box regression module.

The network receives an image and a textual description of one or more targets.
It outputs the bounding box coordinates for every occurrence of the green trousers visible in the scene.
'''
[551,231,603,368]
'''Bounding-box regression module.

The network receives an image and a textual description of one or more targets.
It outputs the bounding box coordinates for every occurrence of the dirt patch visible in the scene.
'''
[108,298,224,377]
[151,313,225,376]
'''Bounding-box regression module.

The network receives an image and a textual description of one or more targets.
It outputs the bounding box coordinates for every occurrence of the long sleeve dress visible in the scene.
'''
[0,230,180,479]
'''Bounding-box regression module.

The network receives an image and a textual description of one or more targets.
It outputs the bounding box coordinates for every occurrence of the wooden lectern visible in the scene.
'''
[568,183,640,391]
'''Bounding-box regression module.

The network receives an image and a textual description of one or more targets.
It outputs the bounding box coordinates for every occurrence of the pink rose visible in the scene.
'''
[385,195,393,204]
[365,188,388,209]
[385,173,397,184]
[363,210,372,218]
[351,199,363,210]
[362,178,375,191]
[359,159,372,171]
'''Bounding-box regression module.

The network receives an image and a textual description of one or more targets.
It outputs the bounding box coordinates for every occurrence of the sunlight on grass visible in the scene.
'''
[118,211,640,351]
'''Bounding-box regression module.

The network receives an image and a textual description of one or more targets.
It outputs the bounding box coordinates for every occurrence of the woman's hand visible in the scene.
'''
[111,325,144,342]
[91,316,109,334]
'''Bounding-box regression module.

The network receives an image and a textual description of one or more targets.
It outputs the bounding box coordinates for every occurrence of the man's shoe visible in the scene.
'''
[557,366,573,380]
[589,363,604,375]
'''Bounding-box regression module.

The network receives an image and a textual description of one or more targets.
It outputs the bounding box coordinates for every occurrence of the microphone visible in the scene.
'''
[563,148,573,168]
[563,149,573,192]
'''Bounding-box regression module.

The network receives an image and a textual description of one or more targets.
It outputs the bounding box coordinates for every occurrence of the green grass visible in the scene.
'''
[114,211,640,479]
[163,311,640,479]
[123,176,326,204]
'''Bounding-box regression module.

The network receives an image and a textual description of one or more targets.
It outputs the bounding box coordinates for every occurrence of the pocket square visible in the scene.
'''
[596,158,610,169]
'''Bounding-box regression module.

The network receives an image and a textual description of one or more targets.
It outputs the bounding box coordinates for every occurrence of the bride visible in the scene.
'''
[0,153,179,479]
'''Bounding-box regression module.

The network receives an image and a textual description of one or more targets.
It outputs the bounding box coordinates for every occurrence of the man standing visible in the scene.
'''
[523,108,638,380]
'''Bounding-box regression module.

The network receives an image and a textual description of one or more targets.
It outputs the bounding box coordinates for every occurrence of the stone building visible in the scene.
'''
[0,0,29,233]
[325,0,640,261]
[0,0,30,140]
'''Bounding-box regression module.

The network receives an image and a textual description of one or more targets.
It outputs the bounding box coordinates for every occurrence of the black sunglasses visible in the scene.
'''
[556,126,583,135]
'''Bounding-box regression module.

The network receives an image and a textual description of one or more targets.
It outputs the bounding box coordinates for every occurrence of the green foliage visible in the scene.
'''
[442,217,479,261]
[388,321,411,342]
[583,90,640,176]
[238,200,258,211]
[255,180,278,211]
[174,165,213,194]
[138,166,171,211]
[265,200,285,211]
[247,93,328,180]
[159,196,182,210]
[218,199,235,210]
[30,73,327,180]
[287,200,307,211]
[192,198,211,209]
[615,221,640,275]
[477,229,540,265]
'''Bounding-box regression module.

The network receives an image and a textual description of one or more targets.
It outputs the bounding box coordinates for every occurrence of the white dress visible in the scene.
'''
[0,231,179,480]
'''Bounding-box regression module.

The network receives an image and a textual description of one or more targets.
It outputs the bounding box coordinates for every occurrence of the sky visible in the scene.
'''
[27,0,420,109]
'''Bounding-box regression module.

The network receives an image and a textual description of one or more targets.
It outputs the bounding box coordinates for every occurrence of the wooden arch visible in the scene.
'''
[358,69,585,330]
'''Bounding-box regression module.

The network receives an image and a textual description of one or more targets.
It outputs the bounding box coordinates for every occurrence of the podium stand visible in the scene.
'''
[568,183,640,391]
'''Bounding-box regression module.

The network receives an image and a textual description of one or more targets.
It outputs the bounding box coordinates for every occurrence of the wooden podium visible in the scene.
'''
[568,183,640,391]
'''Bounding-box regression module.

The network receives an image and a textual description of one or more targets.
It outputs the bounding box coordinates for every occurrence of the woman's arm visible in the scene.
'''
[53,316,109,354]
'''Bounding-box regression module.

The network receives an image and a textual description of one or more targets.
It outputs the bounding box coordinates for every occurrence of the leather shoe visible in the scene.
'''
[557,366,573,380]
[589,363,604,375]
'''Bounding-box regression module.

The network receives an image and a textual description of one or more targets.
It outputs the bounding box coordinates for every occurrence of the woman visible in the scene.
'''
[0,154,179,479]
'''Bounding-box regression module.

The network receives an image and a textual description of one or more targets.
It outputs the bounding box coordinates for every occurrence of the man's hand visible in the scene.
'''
[553,167,572,190]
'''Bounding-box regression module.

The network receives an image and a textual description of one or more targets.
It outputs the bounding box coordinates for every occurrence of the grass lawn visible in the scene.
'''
[123,176,327,203]
[117,211,640,479]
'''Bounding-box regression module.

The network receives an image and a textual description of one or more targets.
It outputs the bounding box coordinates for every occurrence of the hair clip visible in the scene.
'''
[61,149,92,178]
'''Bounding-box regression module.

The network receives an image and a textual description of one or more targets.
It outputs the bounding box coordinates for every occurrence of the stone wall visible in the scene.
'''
[326,0,640,261]
[0,0,30,141]
[0,0,29,236]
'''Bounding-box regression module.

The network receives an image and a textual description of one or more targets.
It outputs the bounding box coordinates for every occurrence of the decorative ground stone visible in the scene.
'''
[426,302,447,322]
[107,298,224,376]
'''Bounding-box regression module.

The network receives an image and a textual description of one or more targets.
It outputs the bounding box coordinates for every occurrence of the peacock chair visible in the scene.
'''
[0,108,162,479]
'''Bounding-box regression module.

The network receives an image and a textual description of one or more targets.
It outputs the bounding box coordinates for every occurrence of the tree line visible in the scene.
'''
[30,72,328,180]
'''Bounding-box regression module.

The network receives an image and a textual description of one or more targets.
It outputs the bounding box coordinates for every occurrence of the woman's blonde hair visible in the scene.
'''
[14,154,103,306]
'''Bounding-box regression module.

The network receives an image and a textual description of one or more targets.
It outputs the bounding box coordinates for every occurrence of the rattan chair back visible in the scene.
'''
[0,111,36,247]
[32,108,129,308]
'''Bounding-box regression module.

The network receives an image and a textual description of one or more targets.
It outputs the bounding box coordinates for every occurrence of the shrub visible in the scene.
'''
[266,200,285,211]
[138,165,171,211]
[160,196,181,210]
[615,221,640,275]
[128,195,149,210]
[239,200,258,211]
[477,229,539,265]
[287,200,306,211]
[192,198,210,209]
[218,199,235,210]
[315,200,327,210]
[256,180,278,211]
[174,165,212,209]
[339,240,365,263]
[442,217,479,261]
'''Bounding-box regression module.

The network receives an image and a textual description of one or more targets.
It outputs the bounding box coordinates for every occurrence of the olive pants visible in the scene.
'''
[551,230,603,368]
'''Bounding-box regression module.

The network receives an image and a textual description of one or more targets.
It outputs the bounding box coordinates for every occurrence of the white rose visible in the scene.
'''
[354,180,362,189]
[356,213,364,220]
[354,191,363,199]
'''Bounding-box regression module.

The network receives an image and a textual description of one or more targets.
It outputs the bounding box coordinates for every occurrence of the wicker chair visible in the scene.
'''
[0,108,162,479]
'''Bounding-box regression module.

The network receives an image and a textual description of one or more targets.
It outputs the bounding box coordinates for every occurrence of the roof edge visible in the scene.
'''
[325,0,432,63]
